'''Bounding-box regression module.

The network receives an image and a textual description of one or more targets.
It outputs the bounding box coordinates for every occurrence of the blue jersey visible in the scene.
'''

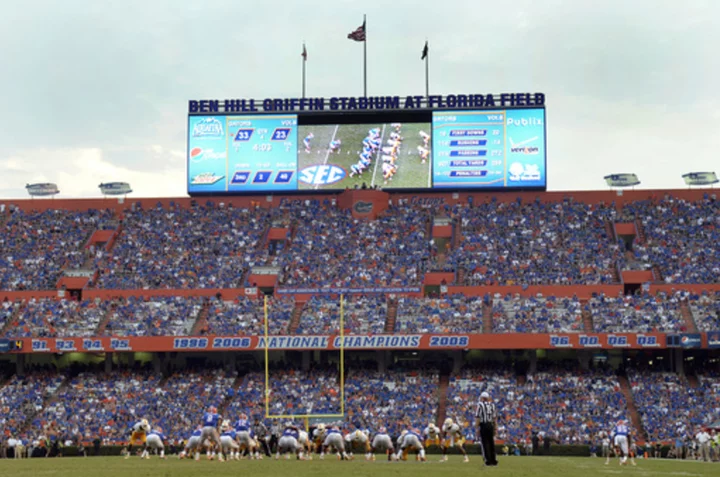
[221,430,237,439]
[202,412,220,427]
[329,140,341,149]
[235,419,250,432]
[614,424,628,437]
[148,431,165,441]
[283,428,299,439]
[304,134,313,143]
[360,151,371,161]
[190,429,202,438]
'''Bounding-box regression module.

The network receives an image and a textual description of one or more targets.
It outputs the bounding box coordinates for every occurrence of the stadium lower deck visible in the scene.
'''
[0,188,719,459]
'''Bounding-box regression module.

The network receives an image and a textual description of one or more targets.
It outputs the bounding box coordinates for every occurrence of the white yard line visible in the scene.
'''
[370,123,387,188]
[315,124,340,190]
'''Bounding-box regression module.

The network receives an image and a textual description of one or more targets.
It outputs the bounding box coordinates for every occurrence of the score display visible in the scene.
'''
[432,109,546,189]
[187,108,546,194]
[188,115,298,193]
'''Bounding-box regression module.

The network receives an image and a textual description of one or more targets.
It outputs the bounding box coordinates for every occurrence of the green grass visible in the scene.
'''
[298,123,432,190]
[1,455,717,477]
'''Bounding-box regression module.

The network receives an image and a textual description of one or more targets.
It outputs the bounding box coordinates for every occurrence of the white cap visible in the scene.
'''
[480,392,490,399]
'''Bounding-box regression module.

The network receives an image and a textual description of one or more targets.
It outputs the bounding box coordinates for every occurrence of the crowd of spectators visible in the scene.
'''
[587,291,686,333]
[28,369,236,443]
[202,296,294,336]
[296,295,387,335]
[5,298,110,338]
[628,369,705,442]
[687,291,720,332]
[279,203,430,288]
[447,366,626,444]
[491,294,584,333]
[1,300,20,331]
[1,209,113,290]
[618,196,720,283]
[94,203,271,289]
[395,296,483,333]
[0,372,64,436]
[345,368,439,436]
[446,199,622,285]
[102,297,204,337]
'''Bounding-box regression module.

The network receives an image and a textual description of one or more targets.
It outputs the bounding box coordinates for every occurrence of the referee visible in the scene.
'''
[476,391,498,466]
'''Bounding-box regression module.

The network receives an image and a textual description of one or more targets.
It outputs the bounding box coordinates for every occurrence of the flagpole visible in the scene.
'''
[425,39,429,101]
[363,14,367,97]
[302,42,306,99]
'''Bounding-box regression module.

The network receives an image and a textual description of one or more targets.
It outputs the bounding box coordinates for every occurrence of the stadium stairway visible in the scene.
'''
[581,304,594,332]
[685,371,700,389]
[0,301,28,337]
[287,302,305,334]
[217,372,245,417]
[605,220,618,242]
[617,374,647,440]
[94,301,119,335]
[482,303,493,333]
[19,375,71,436]
[651,264,664,283]
[436,373,450,425]
[189,300,211,335]
[384,297,398,333]
[679,300,699,332]
[634,219,647,244]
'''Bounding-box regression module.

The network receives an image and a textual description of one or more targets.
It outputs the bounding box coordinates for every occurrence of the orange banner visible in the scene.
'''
[10,332,671,354]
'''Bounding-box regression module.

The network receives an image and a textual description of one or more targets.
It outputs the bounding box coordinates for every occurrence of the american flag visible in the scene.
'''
[347,21,366,42]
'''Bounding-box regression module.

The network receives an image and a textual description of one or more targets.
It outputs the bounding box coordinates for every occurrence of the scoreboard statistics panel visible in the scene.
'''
[432,108,546,189]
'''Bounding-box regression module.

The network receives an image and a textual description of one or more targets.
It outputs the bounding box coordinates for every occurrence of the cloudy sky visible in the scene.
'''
[1,0,718,198]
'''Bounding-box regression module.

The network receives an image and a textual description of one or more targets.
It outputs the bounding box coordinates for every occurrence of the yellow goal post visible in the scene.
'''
[263,294,345,425]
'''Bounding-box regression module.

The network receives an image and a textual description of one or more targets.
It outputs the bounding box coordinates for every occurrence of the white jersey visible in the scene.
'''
[424,425,441,441]
[443,422,463,446]
[298,431,309,445]
[400,432,423,450]
[132,421,150,434]
[345,430,368,444]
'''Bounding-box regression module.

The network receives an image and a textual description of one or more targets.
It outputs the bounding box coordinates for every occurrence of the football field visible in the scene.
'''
[298,123,432,190]
[1,456,717,477]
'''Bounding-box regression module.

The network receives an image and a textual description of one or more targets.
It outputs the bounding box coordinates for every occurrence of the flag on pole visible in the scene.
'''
[302,44,307,60]
[421,41,428,60]
[348,21,366,42]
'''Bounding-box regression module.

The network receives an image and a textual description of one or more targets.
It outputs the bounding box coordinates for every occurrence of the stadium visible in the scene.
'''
[2,7,720,477]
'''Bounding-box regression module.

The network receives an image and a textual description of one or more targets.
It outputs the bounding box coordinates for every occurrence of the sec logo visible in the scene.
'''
[299,165,346,186]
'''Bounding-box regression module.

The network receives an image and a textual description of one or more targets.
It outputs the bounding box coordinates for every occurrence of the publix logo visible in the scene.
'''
[299,164,346,186]
[189,147,226,163]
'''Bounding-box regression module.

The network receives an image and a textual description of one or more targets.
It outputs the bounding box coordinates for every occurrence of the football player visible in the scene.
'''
[328,139,342,153]
[277,423,303,460]
[145,427,166,459]
[344,428,372,461]
[303,132,314,152]
[382,162,397,183]
[371,426,396,461]
[200,406,224,461]
[125,418,150,459]
[179,427,203,460]
[396,428,426,462]
[419,131,431,148]
[322,425,349,460]
[424,421,442,449]
[442,418,469,463]
[417,146,430,164]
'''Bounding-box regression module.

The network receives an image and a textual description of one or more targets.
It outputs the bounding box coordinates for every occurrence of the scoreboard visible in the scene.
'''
[187,108,546,195]
[432,109,546,189]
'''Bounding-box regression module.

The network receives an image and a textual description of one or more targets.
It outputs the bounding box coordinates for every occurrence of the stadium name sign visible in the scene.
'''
[188,93,546,114]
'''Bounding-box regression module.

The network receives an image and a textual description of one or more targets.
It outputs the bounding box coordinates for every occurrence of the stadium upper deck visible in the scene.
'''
[0,188,718,349]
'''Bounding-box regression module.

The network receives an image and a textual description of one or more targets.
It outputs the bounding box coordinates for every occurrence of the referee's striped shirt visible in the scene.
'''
[476,401,496,424]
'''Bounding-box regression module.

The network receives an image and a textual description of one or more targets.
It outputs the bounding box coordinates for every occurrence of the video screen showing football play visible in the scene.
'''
[297,122,432,190]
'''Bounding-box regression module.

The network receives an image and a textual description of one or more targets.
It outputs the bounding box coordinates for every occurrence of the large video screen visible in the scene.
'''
[187,107,545,194]
[297,123,431,190]
[432,108,546,189]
